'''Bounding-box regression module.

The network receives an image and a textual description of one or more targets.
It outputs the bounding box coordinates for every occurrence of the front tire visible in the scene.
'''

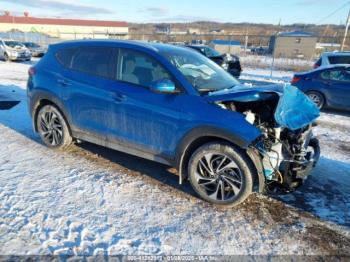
[188,142,254,206]
[36,104,72,149]
[306,91,324,109]
[4,53,9,62]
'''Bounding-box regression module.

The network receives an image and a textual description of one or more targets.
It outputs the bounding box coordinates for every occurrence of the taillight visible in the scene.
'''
[313,63,320,69]
[291,76,301,84]
[28,67,36,76]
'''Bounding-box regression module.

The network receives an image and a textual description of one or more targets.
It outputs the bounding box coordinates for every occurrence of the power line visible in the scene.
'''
[316,1,350,24]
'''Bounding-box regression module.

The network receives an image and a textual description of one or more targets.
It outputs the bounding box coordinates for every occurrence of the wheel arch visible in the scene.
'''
[175,127,265,192]
[32,97,72,135]
[305,90,327,107]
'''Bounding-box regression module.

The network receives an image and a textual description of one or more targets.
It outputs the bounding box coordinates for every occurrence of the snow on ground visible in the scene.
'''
[0,60,350,256]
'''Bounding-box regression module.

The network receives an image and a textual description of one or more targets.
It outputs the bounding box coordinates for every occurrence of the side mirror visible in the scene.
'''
[150,79,177,93]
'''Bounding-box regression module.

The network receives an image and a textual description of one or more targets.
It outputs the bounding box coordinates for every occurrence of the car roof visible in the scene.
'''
[297,64,350,75]
[50,39,189,54]
[321,51,350,57]
[187,44,208,48]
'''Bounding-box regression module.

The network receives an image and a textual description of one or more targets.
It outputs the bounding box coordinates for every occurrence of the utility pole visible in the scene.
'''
[270,18,281,78]
[244,29,249,55]
[341,7,350,51]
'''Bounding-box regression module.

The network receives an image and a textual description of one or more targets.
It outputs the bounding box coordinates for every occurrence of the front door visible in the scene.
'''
[107,48,191,158]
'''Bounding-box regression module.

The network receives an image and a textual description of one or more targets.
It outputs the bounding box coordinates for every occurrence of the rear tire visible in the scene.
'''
[306,91,324,109]
[188,142,254,207]
[36,104,72,149]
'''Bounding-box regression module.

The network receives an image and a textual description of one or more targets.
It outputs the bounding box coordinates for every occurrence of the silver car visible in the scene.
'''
[0,39,31,61]
[23,42,46,57]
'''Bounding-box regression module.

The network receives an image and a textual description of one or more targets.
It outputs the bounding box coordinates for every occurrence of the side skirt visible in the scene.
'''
[72,130,173,167]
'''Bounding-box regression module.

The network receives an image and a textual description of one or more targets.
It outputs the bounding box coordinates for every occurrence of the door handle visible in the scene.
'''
[57,78,71,86]
[113,93,127,103]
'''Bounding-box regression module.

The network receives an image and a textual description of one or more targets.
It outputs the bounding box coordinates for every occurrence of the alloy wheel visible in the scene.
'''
[194,153,243,201]
[307,93,323,108]
[38,109,64,146]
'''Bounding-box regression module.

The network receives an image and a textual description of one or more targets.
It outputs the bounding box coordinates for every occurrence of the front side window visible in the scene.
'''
[117,49,172,88]
[71,47,115,78]
[160,47,239,93]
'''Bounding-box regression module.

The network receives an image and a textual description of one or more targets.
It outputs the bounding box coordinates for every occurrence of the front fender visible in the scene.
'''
[175,125,261,184]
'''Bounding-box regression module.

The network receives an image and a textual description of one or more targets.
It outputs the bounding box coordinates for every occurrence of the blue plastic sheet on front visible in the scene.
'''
[274,84,320,130]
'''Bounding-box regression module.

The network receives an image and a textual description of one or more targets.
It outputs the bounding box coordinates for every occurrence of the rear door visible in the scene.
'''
[319,68,350,108]
[57,46,118,140]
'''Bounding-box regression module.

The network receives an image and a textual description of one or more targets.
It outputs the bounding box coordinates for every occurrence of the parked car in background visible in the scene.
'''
[314,52,350,69]
[186,45,242,78]
[291,65,350,110]
[28,40,320,206]
[23,42,46,57]
[0,39,31,61]
[250,46,268,56]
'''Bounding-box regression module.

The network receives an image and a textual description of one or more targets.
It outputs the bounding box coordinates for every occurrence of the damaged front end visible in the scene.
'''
[207,84,321,192]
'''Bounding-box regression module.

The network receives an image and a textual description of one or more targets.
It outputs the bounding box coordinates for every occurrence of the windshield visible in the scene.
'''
[160,47,239,93]
[203,46,221,57]
[4,41,24,48]
[24,42,40,48]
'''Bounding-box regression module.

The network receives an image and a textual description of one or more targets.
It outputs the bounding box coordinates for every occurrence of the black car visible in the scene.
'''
[186,45,242,78]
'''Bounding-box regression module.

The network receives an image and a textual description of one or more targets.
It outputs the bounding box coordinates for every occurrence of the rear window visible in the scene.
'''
[315,58,322,67]
[56,48,78,68]
[328,55,350,64]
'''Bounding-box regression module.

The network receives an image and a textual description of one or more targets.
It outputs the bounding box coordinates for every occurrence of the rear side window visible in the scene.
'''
[71,47,115,79]
[320,69,350,82]
[328,55,350,64]
[56,48,78,68]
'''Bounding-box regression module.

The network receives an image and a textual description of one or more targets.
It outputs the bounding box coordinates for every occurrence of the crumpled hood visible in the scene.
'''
[204,84,284,103]
[205,83,320,131]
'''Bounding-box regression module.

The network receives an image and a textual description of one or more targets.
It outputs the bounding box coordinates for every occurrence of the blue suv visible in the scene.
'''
[27,40,320,206]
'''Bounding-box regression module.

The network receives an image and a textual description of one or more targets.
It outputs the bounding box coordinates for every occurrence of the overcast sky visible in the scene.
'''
[0,0,349,25]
